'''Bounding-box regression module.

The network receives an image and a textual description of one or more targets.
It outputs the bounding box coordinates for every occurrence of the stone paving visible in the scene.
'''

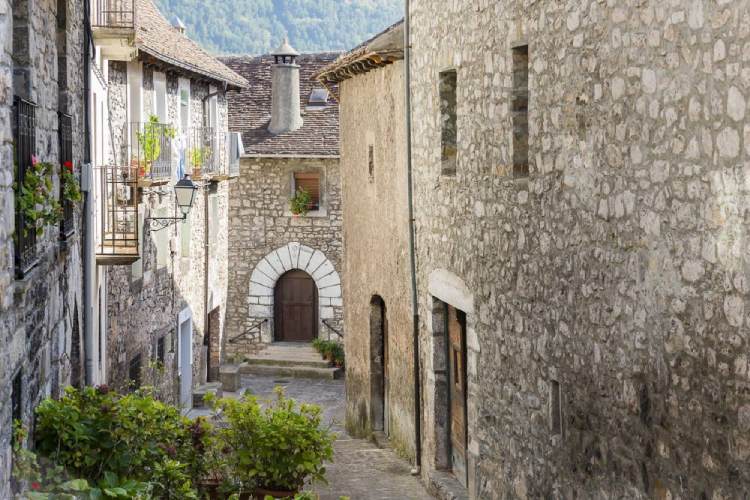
[191,374,434,499]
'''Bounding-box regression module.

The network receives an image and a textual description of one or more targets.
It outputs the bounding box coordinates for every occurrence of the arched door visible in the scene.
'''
[274,270,318,342]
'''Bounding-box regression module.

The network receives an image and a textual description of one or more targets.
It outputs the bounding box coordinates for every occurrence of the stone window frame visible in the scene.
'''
[510,40,530,179]
[438,68,458,177]
[286,167,328,217]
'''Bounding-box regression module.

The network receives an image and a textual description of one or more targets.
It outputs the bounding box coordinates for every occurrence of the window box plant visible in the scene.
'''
[290,187,312,216]
[15,156,63,237]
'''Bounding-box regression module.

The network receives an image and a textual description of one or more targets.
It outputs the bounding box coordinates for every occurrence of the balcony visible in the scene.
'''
[126,120,175,186]
[91,0,136,60]
[186,127,229,181]
[96,165,140,265]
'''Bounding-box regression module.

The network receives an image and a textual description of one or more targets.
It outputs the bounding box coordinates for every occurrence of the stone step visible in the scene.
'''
[239,362,343,380]
[193,382,223,408]
[244,355,330,368]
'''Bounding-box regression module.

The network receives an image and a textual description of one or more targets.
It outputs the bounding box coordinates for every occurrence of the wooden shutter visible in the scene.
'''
[294,172,320,210]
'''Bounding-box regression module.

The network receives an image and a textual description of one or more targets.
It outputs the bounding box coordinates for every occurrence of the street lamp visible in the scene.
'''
[145,174,199,231]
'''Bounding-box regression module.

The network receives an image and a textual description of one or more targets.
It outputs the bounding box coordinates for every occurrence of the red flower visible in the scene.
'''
[63,160,73,172]
[31,482,41,491]
[31,155,38,166]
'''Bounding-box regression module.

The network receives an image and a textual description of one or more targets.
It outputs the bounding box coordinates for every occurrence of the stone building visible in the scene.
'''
[406,0,750,498]
[315,22,416,457]
[1,0,86,495]
[221,47,344,355]
[89,0,246,405]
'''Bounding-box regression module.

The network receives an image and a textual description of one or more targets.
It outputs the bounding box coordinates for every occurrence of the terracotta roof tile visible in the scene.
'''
[220,53,341,157]
[135,0,247,89]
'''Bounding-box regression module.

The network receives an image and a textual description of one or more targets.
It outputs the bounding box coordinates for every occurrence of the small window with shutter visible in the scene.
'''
[293,172,321,211]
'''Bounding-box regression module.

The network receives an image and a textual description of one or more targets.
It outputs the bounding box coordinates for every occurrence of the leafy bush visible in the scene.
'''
[33,386,208,497]
[210,387,335,493]
[312,340,344,367]
[290,187,312,216]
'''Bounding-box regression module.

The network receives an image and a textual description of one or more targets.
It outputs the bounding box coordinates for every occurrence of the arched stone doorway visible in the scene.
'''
[274,270,319,342]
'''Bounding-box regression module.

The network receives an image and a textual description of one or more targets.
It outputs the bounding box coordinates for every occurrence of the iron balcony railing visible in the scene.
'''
[97,164,140,264]
[186,126,227,178]
[13,97,39,277]
[91,0,134,29]
[59,112,75,238]
[127,121,174,182]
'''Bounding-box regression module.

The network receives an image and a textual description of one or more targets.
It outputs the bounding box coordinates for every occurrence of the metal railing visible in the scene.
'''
[228,319,268,344]
[59,112,75,238]
[186,126,227,178]
[97,164,140,262]
[322,319,343,339]
[91,0,134,29]
[127,121,174,182]
[13,97,38,277]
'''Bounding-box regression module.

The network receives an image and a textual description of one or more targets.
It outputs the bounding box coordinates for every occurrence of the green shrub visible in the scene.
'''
[33,386,208,497]
[290,187,312,215]
[210,387,335,492]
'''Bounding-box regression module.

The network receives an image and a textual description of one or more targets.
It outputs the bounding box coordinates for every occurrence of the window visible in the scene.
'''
[511,44,529,178]
[550,379,562,435]
[13,97,38,277]
[153,71,167,123]
[308,88,329,108]
[179,80,190,132]
[11,369,22,422]
[128,354,142,389]
[156,336,165,364]
[294,172,320,211]
[59,112,75,237]
[439,70,457,176]
[368,145,374,181]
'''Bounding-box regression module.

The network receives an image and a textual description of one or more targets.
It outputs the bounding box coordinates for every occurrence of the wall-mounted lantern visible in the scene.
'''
[145,174,198,231]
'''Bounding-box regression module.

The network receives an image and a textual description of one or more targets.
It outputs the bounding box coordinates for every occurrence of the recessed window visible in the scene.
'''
[11,370,22,422]
[439,70,458,176]
[128,354,142,389]
[511,44,529,178]
[294,172,321,211]
[550,379,562,435]
[156,336,165,364]
[368,145,374,181]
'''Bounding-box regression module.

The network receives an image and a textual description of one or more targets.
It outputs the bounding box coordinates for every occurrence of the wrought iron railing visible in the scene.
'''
[59,112,75,238]
[13,97,38,277]
[228,319,268,344]
[127,121,174,182]
[97,164,140,263]
[322,319,343,339]
[91,0,134,29]
[186,126,226,178]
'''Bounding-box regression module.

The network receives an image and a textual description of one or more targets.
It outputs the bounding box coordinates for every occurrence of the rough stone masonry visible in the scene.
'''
[408,0,750,498]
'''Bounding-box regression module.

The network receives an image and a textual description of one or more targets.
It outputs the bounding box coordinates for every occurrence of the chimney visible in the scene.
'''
[268,38,302,135]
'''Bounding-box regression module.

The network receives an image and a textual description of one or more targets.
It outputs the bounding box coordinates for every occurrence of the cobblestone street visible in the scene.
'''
[239,375,434,500]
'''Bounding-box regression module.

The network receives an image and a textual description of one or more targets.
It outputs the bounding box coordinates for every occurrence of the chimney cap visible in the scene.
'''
[272,37,300,57]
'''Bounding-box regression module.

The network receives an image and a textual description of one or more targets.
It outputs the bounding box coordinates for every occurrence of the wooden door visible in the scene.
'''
[274,270,318,342]
[447,305,468,486]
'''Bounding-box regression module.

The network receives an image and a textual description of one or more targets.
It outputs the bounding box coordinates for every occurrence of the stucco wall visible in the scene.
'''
[338,61,416,457]
[411,1,750,498]
[0,0,84,495]
[226,156,343,357]
[104,61,230,400]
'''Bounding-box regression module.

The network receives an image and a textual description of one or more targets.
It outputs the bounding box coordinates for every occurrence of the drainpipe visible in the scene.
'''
[405,0,422,473]
[82,0,95,385]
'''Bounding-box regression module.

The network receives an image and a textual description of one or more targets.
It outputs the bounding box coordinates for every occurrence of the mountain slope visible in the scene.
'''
[154,0,403,55]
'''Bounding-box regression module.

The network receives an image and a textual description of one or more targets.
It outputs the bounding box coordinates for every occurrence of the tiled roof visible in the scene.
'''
[316,20,404,87]
[135,0,247,89]
[220,53,341,157]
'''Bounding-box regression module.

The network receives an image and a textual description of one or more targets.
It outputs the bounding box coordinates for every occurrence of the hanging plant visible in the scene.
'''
[289,187,312,216]
[15,155,62,237]
[61,160,82,203]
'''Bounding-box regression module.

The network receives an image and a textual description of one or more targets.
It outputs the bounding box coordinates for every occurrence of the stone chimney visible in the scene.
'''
[268,38,303,135]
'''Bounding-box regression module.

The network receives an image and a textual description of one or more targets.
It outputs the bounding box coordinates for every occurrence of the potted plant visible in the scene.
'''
[289,187,312,216]
[14,155,63,237]
[209,388,334,499]
[190,147,205,178]
[136,115,176,178]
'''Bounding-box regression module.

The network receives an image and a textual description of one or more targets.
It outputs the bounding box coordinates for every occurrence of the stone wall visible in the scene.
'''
[0,0,84,496]
[337,61,416,457]
[225,156,343,357]
[104,61,230,401]
[410,1,750,498]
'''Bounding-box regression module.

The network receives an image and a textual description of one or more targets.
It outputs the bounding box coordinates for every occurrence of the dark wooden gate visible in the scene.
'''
[447,305,468,486]
[274,270,318,342]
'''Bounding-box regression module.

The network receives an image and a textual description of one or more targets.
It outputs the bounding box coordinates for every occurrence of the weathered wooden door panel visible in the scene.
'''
[447,304,468,486]
[274,270,318,342]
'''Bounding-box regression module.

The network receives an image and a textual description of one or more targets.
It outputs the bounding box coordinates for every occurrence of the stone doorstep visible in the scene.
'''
[427,470,469,500]
[192,382,223,408]
[239,362,343,380]
[219,364,241,392]
[243,354,331,369]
